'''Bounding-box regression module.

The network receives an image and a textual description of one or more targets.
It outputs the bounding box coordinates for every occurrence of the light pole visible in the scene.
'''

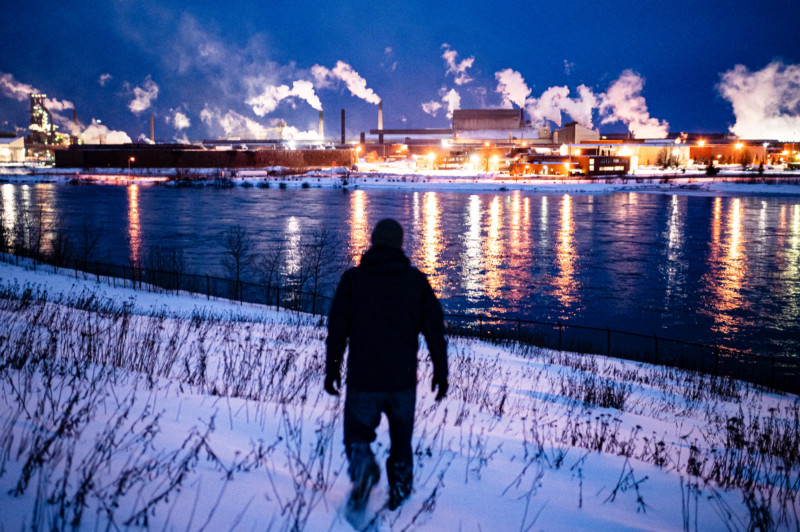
[128,156,135,176]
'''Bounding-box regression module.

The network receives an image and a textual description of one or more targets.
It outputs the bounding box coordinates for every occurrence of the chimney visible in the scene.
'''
[378,100,383,130]
[341,109,345,145]
[150,113,155,143]
[72,109,78,125]
[319,110,324,139]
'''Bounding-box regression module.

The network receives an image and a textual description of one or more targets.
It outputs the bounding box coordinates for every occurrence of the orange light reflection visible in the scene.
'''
[554,194,578,311]
[127,184,141,265]
[348,190,369,263]
[417,192,444,291]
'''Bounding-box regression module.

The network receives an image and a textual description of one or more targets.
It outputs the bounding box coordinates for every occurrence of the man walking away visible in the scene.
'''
[325,218,448,514]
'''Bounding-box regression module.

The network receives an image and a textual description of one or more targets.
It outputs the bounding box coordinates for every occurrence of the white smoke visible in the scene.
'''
[599,69,668,138]
[167,110,191,130]
[421,100,443,117]
[128,76,159,114]
[279,125,321,141]
[0,71,74,112]
[200,104,269,138]
[526,84,597,128]
[79,120,133,144]
[311,61,381,104]
[495,69,531,109]
[247,79,323,116]
[442,88,461,119]
[561,85,597,128]
[441,44,474,85]
[0,72,36,101]
[98,73,113,86]
[718,61,800,141]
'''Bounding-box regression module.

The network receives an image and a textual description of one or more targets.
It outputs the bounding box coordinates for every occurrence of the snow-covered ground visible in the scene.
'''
[1,258,798,531]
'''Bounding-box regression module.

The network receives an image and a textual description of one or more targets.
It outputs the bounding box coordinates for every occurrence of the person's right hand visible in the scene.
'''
[431,376,448,401]
[324,374,341,396]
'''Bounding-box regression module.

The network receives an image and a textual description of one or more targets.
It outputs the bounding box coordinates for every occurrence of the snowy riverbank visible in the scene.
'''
[3,163,800,196]
[1,260,798,530]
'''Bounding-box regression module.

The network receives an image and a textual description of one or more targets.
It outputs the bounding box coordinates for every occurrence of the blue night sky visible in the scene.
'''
[1,0,799,141]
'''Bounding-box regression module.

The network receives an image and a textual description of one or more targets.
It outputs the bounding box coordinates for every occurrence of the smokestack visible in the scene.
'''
[72,109,78,125]
[319,110,324,139]
[150,113,154,143]
[341,109,345,145]
[378,101,383,130]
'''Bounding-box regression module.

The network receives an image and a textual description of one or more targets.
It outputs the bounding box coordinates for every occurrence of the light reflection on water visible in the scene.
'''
[127,185,141,265]
[348,190,369,263]
[2,184,800,359]
[554,194,577,312]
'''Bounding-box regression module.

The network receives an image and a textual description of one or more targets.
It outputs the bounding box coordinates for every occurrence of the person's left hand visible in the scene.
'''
[431,376,448,401]
[324,374,341,396]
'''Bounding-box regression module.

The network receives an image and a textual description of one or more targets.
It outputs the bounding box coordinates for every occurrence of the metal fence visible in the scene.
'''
[3,252,799,395]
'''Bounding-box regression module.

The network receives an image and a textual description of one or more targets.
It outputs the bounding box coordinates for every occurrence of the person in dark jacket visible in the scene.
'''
[325,218,448,512]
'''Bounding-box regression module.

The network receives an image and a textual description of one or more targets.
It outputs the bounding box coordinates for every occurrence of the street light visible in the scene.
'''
[128,156,135,175]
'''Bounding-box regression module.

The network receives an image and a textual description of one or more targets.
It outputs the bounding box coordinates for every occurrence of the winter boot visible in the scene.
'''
[347,454,380,510]
[386,459,413,510]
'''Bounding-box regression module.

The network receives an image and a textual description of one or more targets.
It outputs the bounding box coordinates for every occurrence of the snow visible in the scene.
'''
[4,158,800,198]
[1,257,798,531]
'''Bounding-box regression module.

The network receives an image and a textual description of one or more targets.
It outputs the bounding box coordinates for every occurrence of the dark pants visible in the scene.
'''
[344,388,415,494]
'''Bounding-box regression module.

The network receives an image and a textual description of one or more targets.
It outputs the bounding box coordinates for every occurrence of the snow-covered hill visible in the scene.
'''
[1,260,798,530]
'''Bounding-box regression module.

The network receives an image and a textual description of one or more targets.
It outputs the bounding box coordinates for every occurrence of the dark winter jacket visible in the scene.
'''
[326,245,448,391]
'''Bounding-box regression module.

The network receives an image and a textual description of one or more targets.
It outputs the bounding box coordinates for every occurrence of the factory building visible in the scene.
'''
[0,136,26,163]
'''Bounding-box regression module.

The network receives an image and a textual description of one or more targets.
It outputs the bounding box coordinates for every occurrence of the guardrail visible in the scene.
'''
[2,252,798,395]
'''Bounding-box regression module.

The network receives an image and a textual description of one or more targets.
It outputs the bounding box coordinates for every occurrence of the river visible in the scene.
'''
[1,182,799,359]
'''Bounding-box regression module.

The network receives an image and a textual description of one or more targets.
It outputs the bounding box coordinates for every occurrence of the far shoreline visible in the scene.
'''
[2,163,800,196]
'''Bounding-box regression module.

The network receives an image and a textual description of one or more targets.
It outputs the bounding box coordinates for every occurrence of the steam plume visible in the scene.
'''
[421,100,443,117]
[599,69,668,138]
[526,84,597,128]
[311,61,380,104]
[247,79,323,116]
[0,72,36,101]
[128,75,159,114]
[79,120,133,144]
[718,60,800,141]
[441,44,475,85]
[167,110,191,130]
[98,73,113,86]
[0,71,75,112]
[442,88,461,119]
[495,69,531,109]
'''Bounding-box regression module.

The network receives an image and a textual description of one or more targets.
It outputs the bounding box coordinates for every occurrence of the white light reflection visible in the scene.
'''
[284,216,302,275]
[461,194,484,301]
[1,184,15,246]
[665,195,683,298]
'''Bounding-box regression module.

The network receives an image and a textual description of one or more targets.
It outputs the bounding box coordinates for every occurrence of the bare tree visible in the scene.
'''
[77,219,103,267]
[0,197,6,257]
[221,225,254,295]
[298,226,343,313]
[47,225,73,268]
[255,240,286,305]
[144,245,189,291]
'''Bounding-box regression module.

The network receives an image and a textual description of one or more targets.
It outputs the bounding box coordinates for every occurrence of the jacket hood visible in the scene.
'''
[360,245,411,275]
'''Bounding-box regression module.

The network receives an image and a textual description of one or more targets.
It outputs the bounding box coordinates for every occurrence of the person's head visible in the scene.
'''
[371,218,403,249]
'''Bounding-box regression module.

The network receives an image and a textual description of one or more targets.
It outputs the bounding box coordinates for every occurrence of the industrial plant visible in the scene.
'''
[1,93,798,176]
